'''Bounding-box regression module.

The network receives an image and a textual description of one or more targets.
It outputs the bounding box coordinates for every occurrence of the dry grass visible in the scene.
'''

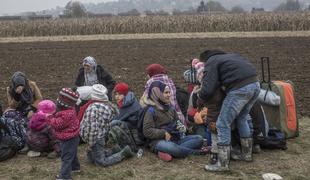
[0,117,309,180]
[1,12,310,37]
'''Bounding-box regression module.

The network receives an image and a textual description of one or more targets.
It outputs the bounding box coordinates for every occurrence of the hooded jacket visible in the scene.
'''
[113,91,141,128]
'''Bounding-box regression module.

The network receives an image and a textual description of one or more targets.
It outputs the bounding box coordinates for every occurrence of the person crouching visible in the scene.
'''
[80,84,135,167]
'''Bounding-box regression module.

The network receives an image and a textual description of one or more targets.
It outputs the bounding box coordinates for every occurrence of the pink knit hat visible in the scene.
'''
[194,62,204,71]
[38,100,56,114]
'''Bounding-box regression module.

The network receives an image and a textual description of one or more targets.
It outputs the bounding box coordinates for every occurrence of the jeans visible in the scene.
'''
[194,125,212,146]
[216,82,260,145]
[155,135,203,158]
[59,136,80,179]
[88,139,123,167]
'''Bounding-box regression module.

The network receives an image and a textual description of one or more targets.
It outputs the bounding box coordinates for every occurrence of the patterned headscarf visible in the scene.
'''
[83,56,97,70]
[147,81,170,111]
[83,56,98,86]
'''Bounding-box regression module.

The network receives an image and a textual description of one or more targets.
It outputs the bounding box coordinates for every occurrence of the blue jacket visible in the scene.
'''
[199,53,257,102]
[113,91,142,128]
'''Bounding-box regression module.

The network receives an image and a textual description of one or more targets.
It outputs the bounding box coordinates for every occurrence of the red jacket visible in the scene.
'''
[47,108,80,141]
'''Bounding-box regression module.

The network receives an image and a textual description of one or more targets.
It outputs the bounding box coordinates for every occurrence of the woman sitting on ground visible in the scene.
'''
[75,56,116,100]
[140,63,186,126]
[142,81,205,162]
[7,71,42,118]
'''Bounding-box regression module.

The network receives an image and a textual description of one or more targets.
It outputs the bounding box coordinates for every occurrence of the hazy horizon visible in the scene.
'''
[1,0,310,15]
[0,0,114,15]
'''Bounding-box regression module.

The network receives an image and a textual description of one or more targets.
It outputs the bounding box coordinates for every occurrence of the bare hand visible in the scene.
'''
[27,110,34,118]
[165,132,171,141]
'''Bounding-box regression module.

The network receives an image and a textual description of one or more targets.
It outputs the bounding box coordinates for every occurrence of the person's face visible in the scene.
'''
[163,86,171,103]
[15,86,24,94]
[83,64,92,73]
[115,92,125,102]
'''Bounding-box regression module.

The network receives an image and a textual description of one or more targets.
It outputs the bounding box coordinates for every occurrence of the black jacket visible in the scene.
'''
[75,65,116,100]
[199,53,257,102]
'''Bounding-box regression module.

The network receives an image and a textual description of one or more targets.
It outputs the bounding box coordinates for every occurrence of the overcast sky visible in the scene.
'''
[0,0,114,15]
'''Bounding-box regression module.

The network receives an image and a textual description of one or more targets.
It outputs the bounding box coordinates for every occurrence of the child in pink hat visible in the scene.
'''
[26,100,60,158]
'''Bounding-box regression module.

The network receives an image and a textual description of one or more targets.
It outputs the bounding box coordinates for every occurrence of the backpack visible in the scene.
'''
[259,128,287,150]
[136,106,155,143]
[109,121,138,152]
[0,121,18,162]
[175,86,190,117]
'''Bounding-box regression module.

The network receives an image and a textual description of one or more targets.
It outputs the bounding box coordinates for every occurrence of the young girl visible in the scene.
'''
[26,100,60,158]
[47,88,80,180]
[142,81,205,162]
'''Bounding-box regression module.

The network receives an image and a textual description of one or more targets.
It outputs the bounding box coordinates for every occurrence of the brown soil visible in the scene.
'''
[0,36,309,116]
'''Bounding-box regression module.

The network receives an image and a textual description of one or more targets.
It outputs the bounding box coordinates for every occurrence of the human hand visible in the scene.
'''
[165,132,171,141]
[27,110,34,118]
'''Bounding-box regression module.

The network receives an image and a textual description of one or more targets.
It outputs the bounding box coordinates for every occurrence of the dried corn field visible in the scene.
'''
[1,12,310,37]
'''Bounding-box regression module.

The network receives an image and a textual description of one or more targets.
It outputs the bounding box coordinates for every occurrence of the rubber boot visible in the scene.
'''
[231,138,253,162]
[205,145,230,172]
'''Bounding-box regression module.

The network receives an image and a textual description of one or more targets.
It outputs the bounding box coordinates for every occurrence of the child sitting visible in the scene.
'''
[26,100,60,158]
[112,83,141,127]
[47,88,80,180]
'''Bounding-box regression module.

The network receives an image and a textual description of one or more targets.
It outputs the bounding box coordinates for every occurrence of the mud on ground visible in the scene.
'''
[0,37,309,116]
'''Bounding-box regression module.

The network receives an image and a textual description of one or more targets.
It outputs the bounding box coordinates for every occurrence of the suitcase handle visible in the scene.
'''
[261,57,272,100]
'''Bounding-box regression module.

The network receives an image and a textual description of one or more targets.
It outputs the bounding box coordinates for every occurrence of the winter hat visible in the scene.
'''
[57,88,79,108]
[38,100,56,114]
[29,111,47,130]
[191,58,200,68]
[194,62,204,71]
[90,84,109,101]
[114,82,129,95]
[146,64,167,77]
[82,56,97,67]
[199,50,226,62]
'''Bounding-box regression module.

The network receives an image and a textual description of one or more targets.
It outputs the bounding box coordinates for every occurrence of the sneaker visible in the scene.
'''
[198,146,211,155]
[19,145,29,154]
[55,175,72,180]
[72,169,81,173]
[158,152,173,162]
[47,151,60,159]
[27,151,41,157]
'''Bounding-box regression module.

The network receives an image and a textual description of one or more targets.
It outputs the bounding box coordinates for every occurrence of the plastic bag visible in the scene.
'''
[258,89,280,106]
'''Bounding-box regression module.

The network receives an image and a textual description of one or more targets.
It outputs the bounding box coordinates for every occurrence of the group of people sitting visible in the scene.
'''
[0,50,266,180]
